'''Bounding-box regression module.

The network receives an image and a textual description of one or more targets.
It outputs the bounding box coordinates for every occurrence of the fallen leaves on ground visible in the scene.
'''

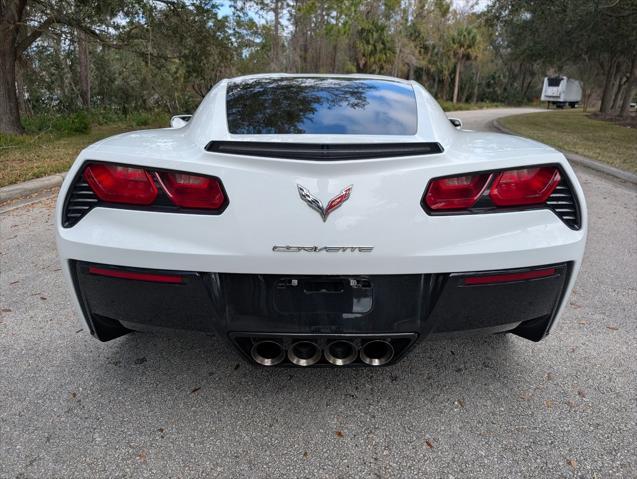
[425,439,434,449]
[335,431,344,438]
[606,325,619,331]
[455,399,465,408]
[191,387,201,394]
[567,458,577,469]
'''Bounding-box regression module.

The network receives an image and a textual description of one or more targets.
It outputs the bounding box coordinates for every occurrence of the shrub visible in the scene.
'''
[130,112,151,127]
[22,111,91,135]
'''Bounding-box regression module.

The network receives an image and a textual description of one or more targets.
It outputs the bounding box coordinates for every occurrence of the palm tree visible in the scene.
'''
[450,25,479,104]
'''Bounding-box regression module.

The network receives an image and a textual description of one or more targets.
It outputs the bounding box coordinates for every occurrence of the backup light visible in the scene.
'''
[424,174,491,210]
[489,167,561,206]
[156,172,225,209]
[83,164,157,205]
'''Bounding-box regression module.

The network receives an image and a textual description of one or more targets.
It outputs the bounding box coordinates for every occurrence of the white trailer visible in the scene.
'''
[541,76,582,108]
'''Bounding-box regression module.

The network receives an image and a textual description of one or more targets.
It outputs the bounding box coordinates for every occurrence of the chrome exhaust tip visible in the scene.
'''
[324,340,358,366]
[250,340,285,366]
[359,340,394,366]
[287,340,321,366]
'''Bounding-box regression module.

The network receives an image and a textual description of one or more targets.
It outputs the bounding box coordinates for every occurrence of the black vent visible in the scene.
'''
[546,179,581,230]
[63,178,99,227]
[205,141,443,160]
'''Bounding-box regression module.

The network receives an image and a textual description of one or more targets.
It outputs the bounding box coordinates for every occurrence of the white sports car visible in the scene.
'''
[56,74,587,367]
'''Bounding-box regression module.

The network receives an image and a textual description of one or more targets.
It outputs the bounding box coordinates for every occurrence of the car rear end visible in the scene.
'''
[56,75,587,367]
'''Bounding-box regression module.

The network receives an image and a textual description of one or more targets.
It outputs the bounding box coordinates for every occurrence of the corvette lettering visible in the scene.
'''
[272,245,374,253]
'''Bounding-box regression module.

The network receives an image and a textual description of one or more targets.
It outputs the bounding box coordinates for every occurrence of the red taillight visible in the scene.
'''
[83,164,157,205]
[424,174,491,210]
[156,172,225,209]
[489,167,561,206]
[88,266,183,284]
[463,267,556,285]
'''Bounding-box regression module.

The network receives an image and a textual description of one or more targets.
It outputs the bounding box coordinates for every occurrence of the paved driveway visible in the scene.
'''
[1,109,635,478]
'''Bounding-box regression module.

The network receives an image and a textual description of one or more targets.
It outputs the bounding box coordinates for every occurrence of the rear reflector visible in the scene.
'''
[463,267,556,285]
[88,266,183,284]
[424,174,491,210]
[83,164,158,205]
[156,172,225,209]
[489,167,561,206]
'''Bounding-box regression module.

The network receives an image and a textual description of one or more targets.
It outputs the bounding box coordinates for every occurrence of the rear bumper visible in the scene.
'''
[70,261,572,366]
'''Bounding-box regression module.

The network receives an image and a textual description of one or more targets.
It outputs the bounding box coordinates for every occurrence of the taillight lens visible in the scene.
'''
[424,174,491,210]
[83,164,157,205]
[489,167,561,206]
[156,172,225,209]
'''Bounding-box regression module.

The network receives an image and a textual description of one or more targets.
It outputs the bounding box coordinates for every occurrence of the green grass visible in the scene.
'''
[500,110,637,174]
[0,113,169,188]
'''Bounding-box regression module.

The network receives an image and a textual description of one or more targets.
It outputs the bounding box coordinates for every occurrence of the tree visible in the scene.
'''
[355,17,394,74]
[485,0,637,115]
[450,24,478,103]
[0,0,27,134]
[0,0,125,134]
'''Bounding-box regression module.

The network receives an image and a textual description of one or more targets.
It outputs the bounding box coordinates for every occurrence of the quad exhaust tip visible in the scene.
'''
[359,340,394,366]
[250,340,285,366]
[287,340,321,366]
[324,340,358,366]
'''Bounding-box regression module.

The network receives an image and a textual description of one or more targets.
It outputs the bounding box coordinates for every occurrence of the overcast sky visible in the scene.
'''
[217,0,490,19]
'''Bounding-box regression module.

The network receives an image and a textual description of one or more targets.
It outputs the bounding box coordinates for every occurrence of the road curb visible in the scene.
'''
[0,173,65,203]
[492,119,637,185]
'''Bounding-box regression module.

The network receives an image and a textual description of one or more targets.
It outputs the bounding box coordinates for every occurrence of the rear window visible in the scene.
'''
[547,77,563,87]
[226,78,418,135]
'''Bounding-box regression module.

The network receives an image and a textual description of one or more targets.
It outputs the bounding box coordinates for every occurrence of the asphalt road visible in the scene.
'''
[1,109,636,478]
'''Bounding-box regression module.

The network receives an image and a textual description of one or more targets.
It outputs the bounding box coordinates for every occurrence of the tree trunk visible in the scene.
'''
[77,29,90,109]
[0,0,26,134]
[471,63,480,103]
[442,73,449,101]
[600,57,617,113]
[611,80,625,113]
[0,44,23,134]
[15,56,30,117]
[452,57,462,104]
[433,73,439,99]
[610,63,626,113]
[272,0,280,70]
[619,56,636,118]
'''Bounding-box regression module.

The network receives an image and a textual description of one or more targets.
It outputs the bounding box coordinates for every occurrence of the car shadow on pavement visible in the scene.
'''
[86,329,526,407]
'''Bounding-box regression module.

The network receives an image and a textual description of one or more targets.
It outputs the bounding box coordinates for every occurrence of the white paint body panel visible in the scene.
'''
[56,74,587,335]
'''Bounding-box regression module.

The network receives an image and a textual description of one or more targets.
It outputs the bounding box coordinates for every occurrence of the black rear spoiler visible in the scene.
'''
[204,141,444,161]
